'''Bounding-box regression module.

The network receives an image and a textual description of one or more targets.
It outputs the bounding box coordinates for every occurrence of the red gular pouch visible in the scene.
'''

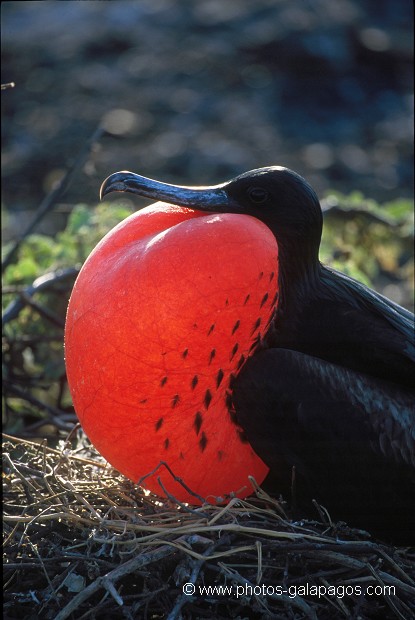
[65,202,279,503]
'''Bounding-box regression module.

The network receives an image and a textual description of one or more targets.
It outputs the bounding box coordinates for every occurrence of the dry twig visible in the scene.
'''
[3,433,415,619]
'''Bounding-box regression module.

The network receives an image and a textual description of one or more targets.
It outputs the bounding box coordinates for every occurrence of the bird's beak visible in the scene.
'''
[100,171,230,212]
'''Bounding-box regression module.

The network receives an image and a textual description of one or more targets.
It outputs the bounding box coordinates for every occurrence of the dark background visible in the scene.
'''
[2,0,413,243]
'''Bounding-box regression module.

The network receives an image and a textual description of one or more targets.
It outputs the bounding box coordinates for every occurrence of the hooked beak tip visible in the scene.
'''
[99,171,133,200]
[99,180,109,200]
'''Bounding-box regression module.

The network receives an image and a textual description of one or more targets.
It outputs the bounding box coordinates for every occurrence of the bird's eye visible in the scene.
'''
[248,186,270,204]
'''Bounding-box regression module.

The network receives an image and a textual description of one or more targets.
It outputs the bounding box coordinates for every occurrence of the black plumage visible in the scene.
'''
[101,166,415,542]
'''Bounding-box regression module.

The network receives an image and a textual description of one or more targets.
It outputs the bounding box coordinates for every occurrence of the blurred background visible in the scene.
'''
[2,0,413,230]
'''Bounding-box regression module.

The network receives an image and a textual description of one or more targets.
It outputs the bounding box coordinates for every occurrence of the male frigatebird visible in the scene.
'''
[99,166,415,542]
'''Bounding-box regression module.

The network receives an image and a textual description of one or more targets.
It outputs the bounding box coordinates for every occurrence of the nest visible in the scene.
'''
[3,432,415,620]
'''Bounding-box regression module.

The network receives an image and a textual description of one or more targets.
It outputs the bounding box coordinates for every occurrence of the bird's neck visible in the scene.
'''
[266,251,321,353]
[277,242,322,311]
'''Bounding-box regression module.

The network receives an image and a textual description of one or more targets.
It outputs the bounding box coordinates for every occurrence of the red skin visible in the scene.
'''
[65,202,279,503]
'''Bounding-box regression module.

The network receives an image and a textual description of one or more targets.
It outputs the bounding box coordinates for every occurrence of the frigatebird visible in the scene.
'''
[100,166,415,542]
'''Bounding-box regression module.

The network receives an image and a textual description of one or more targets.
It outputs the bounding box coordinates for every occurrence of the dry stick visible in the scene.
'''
[54,536,190,620]
[302,551,415,598]
[2,124,104,272]
[3,452,38,502]
[366,563,409,620]
[248,475,287,517]
[377,548,415,587]
[312,498,332,526]
[2,433,109,469]
[207,496,243,525]
[216,562,318,620]
[321,202,400,227]
[137,460,208,505]
[147,538,257,563]
[318,576,349,617]
[256,539,263,584]
[3,384,75,431]
[29,541,60,603]
[19,290,66,327]
[89,522,331,545]
[156,476,211,519]
[2,265,79,325]
[166,537,229,620]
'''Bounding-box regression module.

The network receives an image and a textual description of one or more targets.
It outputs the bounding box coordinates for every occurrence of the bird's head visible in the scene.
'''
[100,166,323,280]
[220,167,323,253]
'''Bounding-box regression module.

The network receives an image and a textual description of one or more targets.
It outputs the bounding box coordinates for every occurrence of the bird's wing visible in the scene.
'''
[320,265,415,359]
[235,348,415,470]
[233,347,415,538]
